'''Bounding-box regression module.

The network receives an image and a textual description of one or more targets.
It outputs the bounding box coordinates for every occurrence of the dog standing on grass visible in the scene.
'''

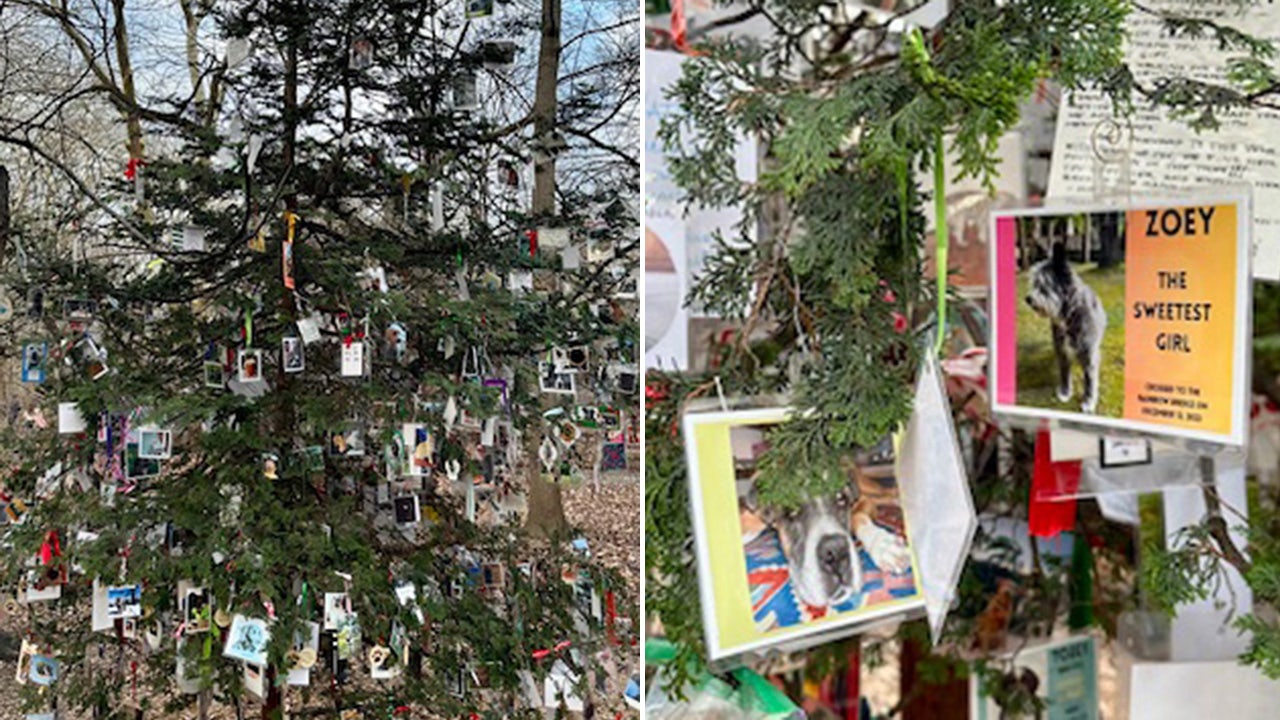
[1024,241,1107,414]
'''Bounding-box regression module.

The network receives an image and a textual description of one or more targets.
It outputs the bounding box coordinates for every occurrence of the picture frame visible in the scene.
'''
[402,423,433,476]
[106,584,143,619]
[181,585,211,634]
[203,360,225,388]
[21,342,46,384]
[683,406,924,660]
[124,443,161,480]
[465,0,493,19]
[238,349,263,383]
[223,615,271,665]
[28,654,58,686]
[137,429,172,460]
[538,361,576,395]
[323,592,350,631]
[989,194,1252,446]
[282,336,305,373]
[328,425,366,457]
[394,495,421,525]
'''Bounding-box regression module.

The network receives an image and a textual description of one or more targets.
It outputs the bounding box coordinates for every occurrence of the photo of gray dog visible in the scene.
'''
[1024,242,1108,414]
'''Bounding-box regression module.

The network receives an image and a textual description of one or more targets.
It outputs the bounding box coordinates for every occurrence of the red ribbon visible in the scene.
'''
[124,158,145,181]
[605,590,618,646]
[526,229,537,257]
[531,639,571,660]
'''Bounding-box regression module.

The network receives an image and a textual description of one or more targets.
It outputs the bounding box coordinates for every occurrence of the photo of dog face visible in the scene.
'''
[748,483,861,608]
[1024,241,1108,413]
[730,423,916,630]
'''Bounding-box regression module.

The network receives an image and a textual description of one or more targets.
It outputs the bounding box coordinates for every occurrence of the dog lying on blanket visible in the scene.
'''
[742,464,912,610]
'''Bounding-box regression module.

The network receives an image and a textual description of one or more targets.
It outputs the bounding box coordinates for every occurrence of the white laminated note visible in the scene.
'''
[57,403,86,434]
[340,342,364,377]
[1048,0,1280,280]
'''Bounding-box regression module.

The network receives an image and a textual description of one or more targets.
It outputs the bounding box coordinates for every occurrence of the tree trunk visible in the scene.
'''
[110,0,145,164]
[525,0,570,538]
[261,8,301,719]
[531,0,561,218]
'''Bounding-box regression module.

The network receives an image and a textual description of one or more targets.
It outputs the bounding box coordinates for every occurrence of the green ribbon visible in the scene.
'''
[933,133,948,354]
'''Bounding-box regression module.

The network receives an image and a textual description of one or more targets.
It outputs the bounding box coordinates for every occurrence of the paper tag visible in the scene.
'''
[247,135,264,174]
[58,403,87,434]
[561,244,581,270]
[182,226,207,252]
[225,37,250,68]
[340,342,365,377]
[297,315,322,345]
[539,227,570,249]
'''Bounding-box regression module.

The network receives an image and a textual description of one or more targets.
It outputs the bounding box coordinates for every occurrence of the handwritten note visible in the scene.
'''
[1047,0,1280,280]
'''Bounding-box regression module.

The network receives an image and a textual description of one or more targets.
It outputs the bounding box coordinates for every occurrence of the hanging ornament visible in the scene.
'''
[282,210,297,290]
[443,396,459,431]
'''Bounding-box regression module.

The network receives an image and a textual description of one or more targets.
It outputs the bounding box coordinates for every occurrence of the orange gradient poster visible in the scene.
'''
[990,196,1251,446]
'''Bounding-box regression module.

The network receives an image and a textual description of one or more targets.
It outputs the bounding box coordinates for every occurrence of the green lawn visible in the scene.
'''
[1015,264,1127,418]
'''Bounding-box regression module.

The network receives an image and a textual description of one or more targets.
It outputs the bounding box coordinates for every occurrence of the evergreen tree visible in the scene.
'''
[646,0,1280,702]
[0,0,638,717]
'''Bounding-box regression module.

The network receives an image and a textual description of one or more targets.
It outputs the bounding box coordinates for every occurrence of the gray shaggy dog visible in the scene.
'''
[1024,241,1107,413]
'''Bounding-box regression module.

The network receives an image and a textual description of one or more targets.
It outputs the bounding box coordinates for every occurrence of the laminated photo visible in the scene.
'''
[28,654,58,686]
[243,663,266,697]
[970,635,1098,720]
[328,425,366,457]
[538,361,576,395]
[282,336,305,373]
[124,443,161,480]
[223,615,270,665]
[180,584,211,633]
[683,407,923,660]
[394,495,421,525]
[21,342,46,384]
[324,592,351,631]
[287,621,321,686]
[137,429,172,460]
[990,195,1251,445]
[203,360,224,388]
[402,423,433,476]
[237,349,264,383]
[106,585,142,619]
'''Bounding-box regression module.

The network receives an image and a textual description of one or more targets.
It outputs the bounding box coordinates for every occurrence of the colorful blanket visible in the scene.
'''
[744,525,917,632]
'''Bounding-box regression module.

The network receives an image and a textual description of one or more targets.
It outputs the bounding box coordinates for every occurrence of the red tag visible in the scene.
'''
[605,590,618,646]
[1029,429,1080,538]
[39,531,61,565]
